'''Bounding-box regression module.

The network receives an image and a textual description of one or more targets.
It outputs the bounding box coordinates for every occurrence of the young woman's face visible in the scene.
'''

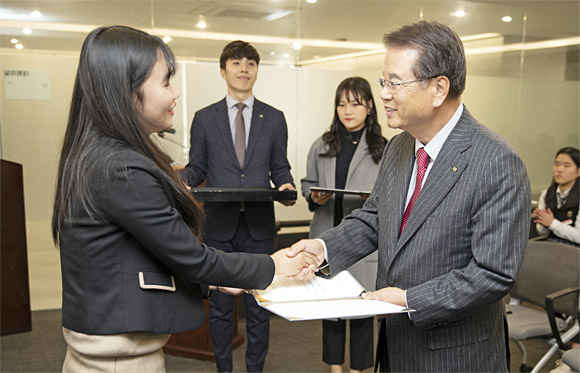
[139,51,179,134]
[553,153,580,189]
[336,91,370,132]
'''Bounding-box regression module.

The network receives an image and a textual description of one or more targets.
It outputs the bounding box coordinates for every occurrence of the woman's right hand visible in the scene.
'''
[271,248,319,279]
[311,190,332,206]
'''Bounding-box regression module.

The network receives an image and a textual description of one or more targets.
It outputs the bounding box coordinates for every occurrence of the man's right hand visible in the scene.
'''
[287,238,325,271]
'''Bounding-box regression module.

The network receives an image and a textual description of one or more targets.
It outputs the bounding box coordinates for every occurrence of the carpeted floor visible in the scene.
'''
[0,308,561,372]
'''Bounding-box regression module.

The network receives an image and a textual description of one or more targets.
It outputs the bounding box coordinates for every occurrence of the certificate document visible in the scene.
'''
[252,271,413,321]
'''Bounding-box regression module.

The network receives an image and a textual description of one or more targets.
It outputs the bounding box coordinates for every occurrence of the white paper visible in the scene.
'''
[263,298,410,321]
[255,271,364,303]
[253,271,413,321]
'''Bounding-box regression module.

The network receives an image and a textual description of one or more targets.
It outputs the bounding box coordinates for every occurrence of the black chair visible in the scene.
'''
[507,240,580,373]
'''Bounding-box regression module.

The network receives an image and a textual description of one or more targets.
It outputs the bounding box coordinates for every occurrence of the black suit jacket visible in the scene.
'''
[59,141,275,335]
[182,98,294,241]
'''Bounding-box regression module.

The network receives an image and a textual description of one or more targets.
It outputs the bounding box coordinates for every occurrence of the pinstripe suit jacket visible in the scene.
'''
[320,107,531,372]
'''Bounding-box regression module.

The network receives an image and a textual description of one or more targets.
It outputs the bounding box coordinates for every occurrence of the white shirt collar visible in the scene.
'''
[415,103,463,160]
[226,94,254,110]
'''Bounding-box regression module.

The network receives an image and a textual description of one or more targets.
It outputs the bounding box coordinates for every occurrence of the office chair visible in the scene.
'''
[507,240,580,373]
[562,348,580,372]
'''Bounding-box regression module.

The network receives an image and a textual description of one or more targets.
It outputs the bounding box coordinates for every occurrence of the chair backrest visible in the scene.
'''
[510,240,580,314]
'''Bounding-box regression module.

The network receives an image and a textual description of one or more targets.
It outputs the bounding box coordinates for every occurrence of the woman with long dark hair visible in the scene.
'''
[301,77,387,373]
[534,146,580,246]
[52,25,315,371]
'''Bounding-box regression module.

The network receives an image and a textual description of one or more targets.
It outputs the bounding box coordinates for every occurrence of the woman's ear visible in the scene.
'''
[432,76,450,108]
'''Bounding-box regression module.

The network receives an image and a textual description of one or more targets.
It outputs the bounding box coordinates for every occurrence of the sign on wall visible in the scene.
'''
[4,69,50,100]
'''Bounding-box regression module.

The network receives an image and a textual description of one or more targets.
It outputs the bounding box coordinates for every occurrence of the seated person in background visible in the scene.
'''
[301,76,387,373]
[534,146,580,247]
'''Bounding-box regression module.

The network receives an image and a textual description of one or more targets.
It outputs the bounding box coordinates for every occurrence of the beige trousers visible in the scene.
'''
[62,328,171,373]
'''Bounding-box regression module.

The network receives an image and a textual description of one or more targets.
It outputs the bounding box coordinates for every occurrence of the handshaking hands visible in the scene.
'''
[270,247,319,279]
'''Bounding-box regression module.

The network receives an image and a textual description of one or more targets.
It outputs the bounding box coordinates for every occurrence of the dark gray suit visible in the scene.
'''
[182,97,293,372]
[320,107,531,372]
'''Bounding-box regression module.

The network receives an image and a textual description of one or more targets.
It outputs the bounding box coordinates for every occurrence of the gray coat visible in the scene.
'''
[301,129,380,291]
[320,107,531,371]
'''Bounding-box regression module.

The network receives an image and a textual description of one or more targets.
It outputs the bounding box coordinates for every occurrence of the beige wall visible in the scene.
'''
[1,49,578,310]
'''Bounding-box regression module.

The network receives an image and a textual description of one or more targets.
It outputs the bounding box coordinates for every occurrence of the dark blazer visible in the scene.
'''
[182,97,294,242]
[320,107,531,371]
[59,142,275,335]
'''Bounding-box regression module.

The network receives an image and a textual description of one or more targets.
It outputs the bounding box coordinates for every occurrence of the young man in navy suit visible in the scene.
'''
[182,40,295,373]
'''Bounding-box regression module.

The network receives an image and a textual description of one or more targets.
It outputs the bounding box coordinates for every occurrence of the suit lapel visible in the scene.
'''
[397,112,474,248]
[390,135,416,245]
[323,154,336,188]
[213,98,240,168]
[244,99,265,169]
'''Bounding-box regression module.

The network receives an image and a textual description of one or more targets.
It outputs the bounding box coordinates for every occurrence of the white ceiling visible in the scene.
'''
[1,0,579,66]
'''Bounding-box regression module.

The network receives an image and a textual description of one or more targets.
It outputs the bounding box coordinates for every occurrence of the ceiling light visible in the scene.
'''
[162,36,172,43]
[15,43,23,50]
[196,15,207,29]
[502,16,513,23]
[306,0,317,3]
[23,27,32,34]
[283,53,290,58]
[31,10,42,17]
[454,10,466,17]
[10,38,19,44]
[269,51,276,56]
[292,41,302,50]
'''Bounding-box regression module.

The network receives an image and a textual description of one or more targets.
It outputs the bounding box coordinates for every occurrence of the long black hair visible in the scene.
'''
[320,77,387,163]
[52,25,203,246]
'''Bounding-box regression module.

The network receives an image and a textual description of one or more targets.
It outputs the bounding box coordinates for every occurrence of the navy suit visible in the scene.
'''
[182,97,293,372]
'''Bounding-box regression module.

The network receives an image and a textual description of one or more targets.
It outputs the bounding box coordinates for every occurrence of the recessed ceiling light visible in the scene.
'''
[162,36,172,43]
[454,10,466,17]
[306,0,317,3]
[23,27,32,34]
[292,41,302,50]
[15,43,24,50]
[269,51,276,56]
[10,38,19,44]
[502,16,513,23]
[31,10,42,17]
[283,53,290,58]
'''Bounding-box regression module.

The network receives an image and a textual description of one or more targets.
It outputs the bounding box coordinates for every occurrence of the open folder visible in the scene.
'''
[252,271,413,321]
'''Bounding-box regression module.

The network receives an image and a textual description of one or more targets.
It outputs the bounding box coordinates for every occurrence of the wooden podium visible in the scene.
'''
[163,298,244,360]
[0,160,32,336]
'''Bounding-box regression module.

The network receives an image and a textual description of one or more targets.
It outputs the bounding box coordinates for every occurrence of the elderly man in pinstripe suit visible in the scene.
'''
[290,21,531,372]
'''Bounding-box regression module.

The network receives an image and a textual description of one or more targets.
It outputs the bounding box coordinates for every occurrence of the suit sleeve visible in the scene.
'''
[405,147,531,329]
[96,157,275,290]
[269,111,294,188]
[318,142,390,273]
[181,112,207,187]
[301,138,322,211]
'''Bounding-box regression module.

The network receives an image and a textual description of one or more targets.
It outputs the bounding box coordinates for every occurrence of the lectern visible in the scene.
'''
[163,187,297,360]
[0,160,32,336]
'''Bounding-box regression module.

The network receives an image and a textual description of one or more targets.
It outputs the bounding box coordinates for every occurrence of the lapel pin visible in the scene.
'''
[452,166,457,172]
[260,114,264,118]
